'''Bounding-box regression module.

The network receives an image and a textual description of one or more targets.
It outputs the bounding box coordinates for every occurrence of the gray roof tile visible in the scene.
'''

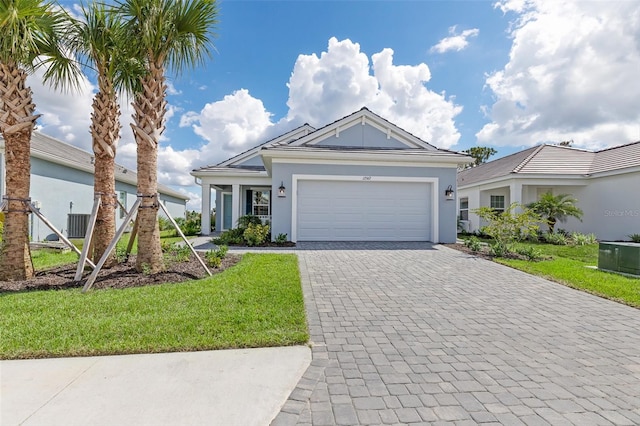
[2,131,188,201]
[458,141,640,187]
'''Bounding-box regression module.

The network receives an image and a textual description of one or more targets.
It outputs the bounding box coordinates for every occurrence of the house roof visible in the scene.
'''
[288,107,441,150]
[192,107,470,178]
[458,141,640,187]
[192,123,316,172]
[1,131,188,201]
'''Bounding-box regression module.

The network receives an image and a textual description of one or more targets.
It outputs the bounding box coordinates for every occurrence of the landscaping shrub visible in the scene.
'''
[211,215,271,246]
[571,232,597,245]
[541,232,568,245]
[275,233,288,245]
[158,216,172,231]
[489,241,509,257]
[205,245,228,268]
[629,233,640,243]
[514,245,543,261]
[173,211,201,237]
[472,203,540,256]
[243,223,270,246]
[162,242,191,262]
[237,214,263,229]
[212,228,244,245]
[464,236,482,252]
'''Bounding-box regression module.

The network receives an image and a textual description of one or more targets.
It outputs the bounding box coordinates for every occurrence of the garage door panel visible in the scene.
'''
[297,180,431,241]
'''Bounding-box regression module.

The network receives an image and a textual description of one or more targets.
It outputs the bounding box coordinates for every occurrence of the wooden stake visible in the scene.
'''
[82,198,141,292]
[74,195,101,281]
[158,198,211,276]
[125,216,139,261]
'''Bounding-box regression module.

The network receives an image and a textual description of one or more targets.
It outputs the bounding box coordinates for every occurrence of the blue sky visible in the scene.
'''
[32,0,640,209]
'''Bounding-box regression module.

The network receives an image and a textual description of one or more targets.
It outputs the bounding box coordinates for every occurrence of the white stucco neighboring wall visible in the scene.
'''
[577,171,640,241]
[458,170,639,241]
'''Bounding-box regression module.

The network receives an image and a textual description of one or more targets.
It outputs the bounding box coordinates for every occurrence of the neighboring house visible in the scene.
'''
[192,108,472,243]
[457,142,640,241]
[0,132,188,240]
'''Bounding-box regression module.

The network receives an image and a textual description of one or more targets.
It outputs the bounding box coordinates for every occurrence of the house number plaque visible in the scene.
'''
[362,176,372,181]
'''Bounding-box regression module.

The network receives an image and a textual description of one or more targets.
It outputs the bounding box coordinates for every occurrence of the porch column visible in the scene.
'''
[510,182,523,208]
[201,182,211,235]
[232,184,240,228]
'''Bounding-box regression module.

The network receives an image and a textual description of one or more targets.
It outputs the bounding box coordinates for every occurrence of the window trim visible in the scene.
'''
[459,197,469,220]
[251,189,270,217]
[490,195,505,213]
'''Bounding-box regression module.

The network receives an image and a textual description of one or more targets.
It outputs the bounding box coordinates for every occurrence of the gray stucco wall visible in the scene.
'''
[236,155,265,167]
[29,158,186,240]
[314,124,410,148]
[270,163,458,243]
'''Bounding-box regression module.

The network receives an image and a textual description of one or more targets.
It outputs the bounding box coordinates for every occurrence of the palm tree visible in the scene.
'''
[67,3,141,265]
[527,192,584,234]
[0,0,79,280]
[115,0,217,273]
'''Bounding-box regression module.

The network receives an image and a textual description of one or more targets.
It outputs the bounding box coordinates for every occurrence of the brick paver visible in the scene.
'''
[271,242,640,425]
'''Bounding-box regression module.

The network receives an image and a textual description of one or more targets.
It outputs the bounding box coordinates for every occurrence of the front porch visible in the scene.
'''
[200,179,273,234]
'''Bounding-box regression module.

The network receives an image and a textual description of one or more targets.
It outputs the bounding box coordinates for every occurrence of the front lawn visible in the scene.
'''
[0,253,309,359]
[495,242,640,308]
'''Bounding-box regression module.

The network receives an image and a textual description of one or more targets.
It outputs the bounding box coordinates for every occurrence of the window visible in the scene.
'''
[459,197,469,220]
[490,195,505,213]
[119,191,127,219]
[252,190,270,216]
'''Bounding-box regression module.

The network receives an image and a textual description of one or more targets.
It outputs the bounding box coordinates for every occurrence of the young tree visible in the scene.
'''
[463,146,497,167]
[527,192,583,234]
[0,0,79,280]
[473,203,541,256]
[116,0,217,273]
[67,3,141,265]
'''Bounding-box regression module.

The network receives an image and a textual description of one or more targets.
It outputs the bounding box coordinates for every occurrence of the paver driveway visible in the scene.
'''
[272,242,640,425]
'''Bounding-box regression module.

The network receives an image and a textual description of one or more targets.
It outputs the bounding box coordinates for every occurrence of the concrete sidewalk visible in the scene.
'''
[1,346,310,426]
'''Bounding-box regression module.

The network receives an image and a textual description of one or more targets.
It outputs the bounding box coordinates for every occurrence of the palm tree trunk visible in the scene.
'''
[131,61,165,273]
[0,62,38,280]
[91,72,120,265]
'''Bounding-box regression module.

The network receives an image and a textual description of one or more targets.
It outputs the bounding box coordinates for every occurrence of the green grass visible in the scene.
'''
[496,242,640,308]
[31,230,192,270]
[0,253,309,359]
[32,249,80,270]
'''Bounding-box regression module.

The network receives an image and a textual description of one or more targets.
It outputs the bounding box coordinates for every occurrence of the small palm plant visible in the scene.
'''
[527,192,583,234]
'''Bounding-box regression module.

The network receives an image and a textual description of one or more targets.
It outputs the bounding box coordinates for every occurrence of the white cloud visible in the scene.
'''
[181,37,463,175]
[180,88,277,164]
[30,67,94,149]
[430,26,480,54]
[284,37,462,147]
[478,0,640,149]
[166,81,182,96]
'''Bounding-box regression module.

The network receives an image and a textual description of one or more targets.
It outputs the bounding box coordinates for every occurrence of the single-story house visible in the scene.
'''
[0,132,188,240]
[191,108,472,243]
[457,142,640,241]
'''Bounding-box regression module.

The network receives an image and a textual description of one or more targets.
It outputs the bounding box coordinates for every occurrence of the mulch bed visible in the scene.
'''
[0,254,241,293]
[443,243,534,261]
[443,243,496,260]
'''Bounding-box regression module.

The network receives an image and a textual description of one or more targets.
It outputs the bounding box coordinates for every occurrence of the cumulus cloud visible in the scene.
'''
[30,67,94,150]
[284,37,462,147]
[478,0,640,149]
[430,26,480,54]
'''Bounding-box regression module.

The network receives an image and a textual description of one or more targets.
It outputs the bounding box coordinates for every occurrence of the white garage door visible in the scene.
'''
[296,180,432,241]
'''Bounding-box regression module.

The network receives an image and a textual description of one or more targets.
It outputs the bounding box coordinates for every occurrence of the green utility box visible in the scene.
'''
[598,242,640,276]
